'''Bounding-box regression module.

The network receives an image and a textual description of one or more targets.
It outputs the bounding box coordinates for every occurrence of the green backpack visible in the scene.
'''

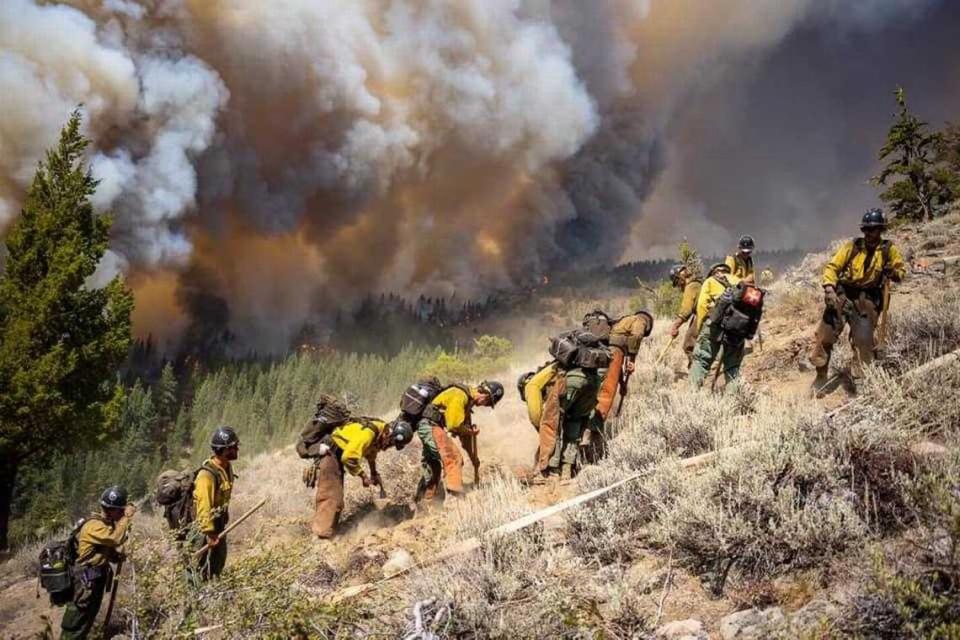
[37,516,102,606]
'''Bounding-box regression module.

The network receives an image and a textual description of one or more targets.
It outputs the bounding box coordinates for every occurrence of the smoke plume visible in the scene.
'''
[0,0,955,352]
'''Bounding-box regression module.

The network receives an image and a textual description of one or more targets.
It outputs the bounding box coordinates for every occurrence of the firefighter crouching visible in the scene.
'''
[311,418,413,538]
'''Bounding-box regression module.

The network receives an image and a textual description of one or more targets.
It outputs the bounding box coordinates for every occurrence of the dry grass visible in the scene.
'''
[883,286,960,373]
[8,219,960,638]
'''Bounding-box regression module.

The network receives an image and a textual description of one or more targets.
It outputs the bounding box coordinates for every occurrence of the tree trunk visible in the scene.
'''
[914,173,934,221]
[0,458,18,552]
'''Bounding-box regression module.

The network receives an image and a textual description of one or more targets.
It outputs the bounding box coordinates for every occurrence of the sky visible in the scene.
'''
[0,0,957,352]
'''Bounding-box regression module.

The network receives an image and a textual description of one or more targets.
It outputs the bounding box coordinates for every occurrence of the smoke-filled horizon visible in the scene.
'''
[1,0,958,353]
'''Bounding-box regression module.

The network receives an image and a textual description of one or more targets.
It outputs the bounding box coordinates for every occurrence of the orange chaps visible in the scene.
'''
[421,425,465,500]
[536,375,566,472]
[311,455,344,538]
[595,347,625,421]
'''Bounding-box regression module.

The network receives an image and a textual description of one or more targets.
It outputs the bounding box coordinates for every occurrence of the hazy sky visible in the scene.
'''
[1,0,957,351]
[627,0,960,259]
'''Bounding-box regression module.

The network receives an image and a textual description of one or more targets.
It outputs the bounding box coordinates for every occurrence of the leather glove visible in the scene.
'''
[823,286,839,310]
[360,473,372,488]
[669,320,681,339]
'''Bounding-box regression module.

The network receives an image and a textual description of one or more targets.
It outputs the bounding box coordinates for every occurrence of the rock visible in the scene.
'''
[382,548,415,578]
[719,607,786,640]
[789,600,839,632]
[655,618,707,639]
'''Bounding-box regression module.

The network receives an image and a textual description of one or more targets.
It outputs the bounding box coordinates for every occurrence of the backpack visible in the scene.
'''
[399,377,444,420]
[296,395,352,459]
[839,238,892,286]
[581,310,613,341]
[711,280,765,345]
[154,462,222,534]
[549,330,611,370]
[37,516,101,606]
[518,362,558,428]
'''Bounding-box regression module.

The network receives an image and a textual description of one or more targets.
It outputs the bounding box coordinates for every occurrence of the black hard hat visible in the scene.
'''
[210,426,240,450]
[860,208,887,230]
[388,419,414,450]
[479,380,505,407]
[669,264,686,283]
[708,262,731,277]
[100,486,128,509]
[738,235,755,252]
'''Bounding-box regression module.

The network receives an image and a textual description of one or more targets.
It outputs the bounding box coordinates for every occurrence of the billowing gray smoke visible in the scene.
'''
[0,0,953,352]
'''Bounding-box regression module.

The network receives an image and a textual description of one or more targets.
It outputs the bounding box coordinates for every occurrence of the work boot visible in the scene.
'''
[560,464,574,483]
[529,469,549,486]
[811,366,829,398]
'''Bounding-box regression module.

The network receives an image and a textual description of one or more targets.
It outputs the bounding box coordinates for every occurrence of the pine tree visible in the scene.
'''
[873,88,947,221]
[678,238,704,279]
[0,111,133,549]
[154,362,179,451]
[935,123,960,208]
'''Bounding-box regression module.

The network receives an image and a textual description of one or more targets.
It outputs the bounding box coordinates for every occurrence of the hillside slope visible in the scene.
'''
[2,215,959,639]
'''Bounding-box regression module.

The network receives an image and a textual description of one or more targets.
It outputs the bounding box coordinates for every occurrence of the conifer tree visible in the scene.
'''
[155,363,179,427]
[678,238,704,279]
[935,123,960,207]
[873,88,946,221]
[0,111,133,548]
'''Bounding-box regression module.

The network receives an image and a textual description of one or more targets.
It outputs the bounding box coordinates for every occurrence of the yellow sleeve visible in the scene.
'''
[676,282,700,322]
[442,389,469,432]
[724,255,736,272]
[193,469,217,534]
[81,517,131,548]
[887,244,907,282]
[695,280,714,334]
[822,242,853,287]
[339,425,377,476]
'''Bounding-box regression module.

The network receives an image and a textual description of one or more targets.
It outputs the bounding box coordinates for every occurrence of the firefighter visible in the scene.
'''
[311,418,413,538]
[725,235,756,283]
[689,263,745,391]
[192,426,239,580]
[668,264,703,364]
[810,208,906,395]
[415,381,503,504]
[60,486,136,640]
[587,311,653,461]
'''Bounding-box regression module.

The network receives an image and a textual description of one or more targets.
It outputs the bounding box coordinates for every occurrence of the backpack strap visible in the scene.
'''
[423,384,474,426]
[449,384,475,411]
[839,238,892,286]
[354,417,381,435]
[838,238,864,281]
[196,461,223,494]
[74,514,104,538]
